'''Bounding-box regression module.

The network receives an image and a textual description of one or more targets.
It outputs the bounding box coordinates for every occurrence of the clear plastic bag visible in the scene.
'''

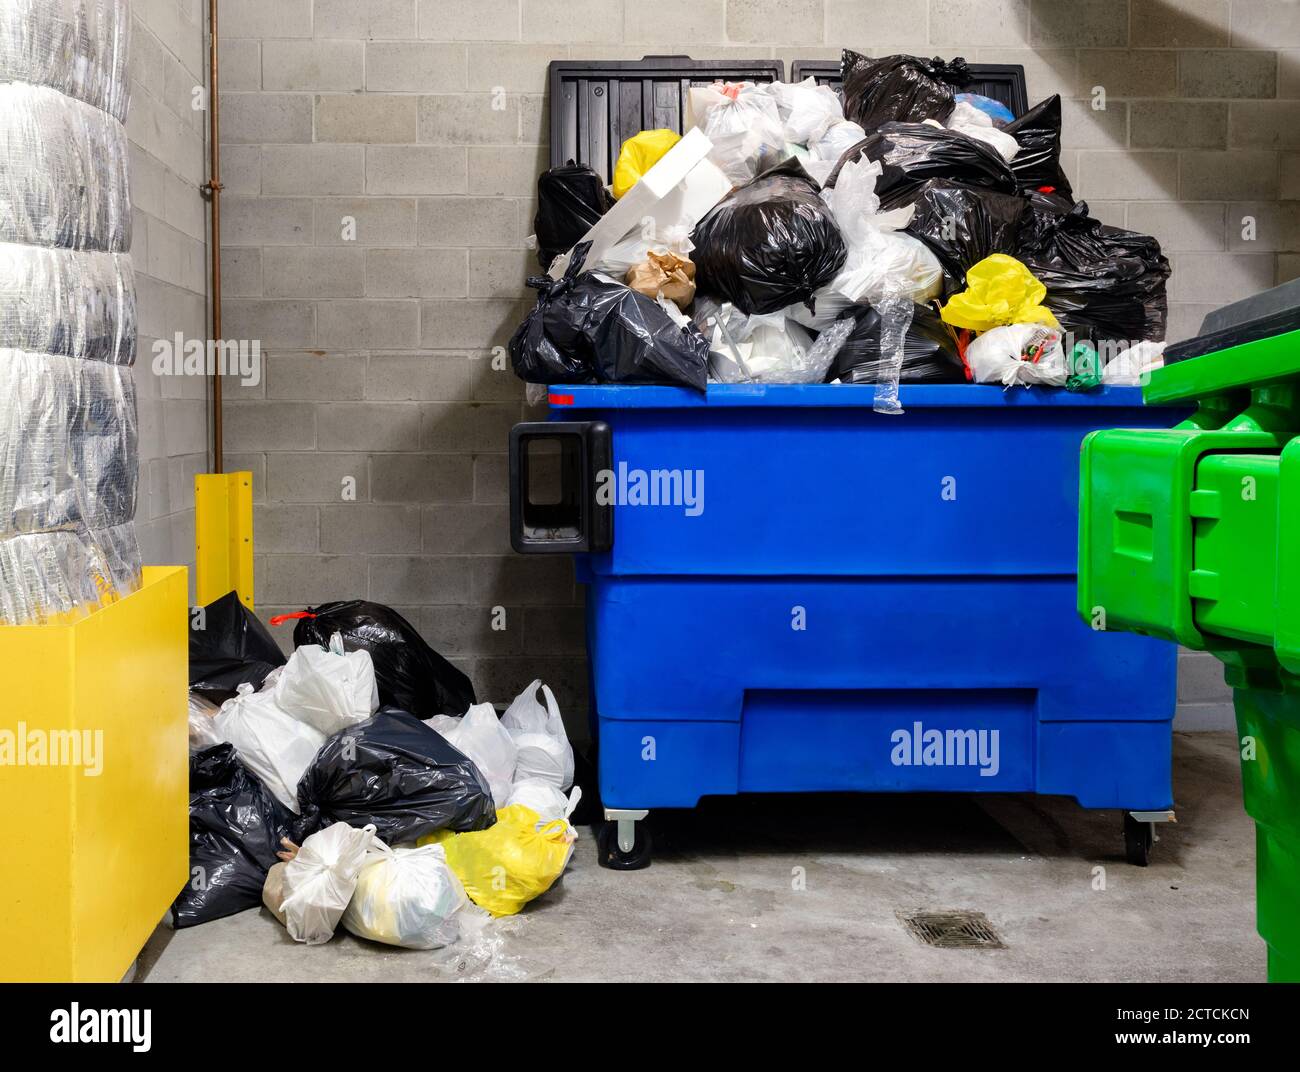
[688,81,787,186]
[698,297,822,384]
[965,323,1068,387]
[188,693,223,752]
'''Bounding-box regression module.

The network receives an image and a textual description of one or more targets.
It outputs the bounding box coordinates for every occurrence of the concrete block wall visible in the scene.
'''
[215,0,1288,727]
[128,0,211,590]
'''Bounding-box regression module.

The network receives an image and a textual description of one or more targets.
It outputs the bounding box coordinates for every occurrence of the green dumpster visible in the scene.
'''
[1078,289,1300,983]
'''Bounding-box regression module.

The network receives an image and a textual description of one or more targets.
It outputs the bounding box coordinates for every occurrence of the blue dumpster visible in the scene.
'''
[514,382,1183,866]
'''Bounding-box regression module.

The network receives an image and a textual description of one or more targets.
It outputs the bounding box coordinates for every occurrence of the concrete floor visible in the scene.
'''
[140,731,1263,982]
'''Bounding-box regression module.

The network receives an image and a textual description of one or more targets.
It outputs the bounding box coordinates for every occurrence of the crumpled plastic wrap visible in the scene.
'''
[0,0,131,121]
[0,82,132,251]
[0,242,135,363]
[0,349,139,623]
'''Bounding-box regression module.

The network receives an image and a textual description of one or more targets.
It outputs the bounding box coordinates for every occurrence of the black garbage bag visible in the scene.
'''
[285,600,475,720]
[534,162,615,271]
[841,50,971,132]
[692,157,847,315]
[509,242,710,389]
[825,302,966,385]
[171,744,300,928]
[189,590,287,705]
[904,180,1029,293]
[1016,187,1079,249]
[1017,198,1170,345]
[1002,95,1073,199]
[297,708,496,844]
[826,123,1017,209]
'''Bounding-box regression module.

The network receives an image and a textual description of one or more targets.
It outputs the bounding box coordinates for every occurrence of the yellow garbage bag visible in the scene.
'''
[939,253,1059,333]
[612,129,681,199]
[418,804,574,917]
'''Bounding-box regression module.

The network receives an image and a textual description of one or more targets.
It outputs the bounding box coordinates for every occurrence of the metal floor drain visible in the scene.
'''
[900,910,1005,949]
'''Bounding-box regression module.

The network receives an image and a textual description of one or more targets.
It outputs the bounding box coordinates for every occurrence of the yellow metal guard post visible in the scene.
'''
[0,566,189,981]
[195,471,254,609]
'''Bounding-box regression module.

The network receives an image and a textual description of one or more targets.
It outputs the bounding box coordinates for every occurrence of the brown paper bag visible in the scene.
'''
[626,250,696,308]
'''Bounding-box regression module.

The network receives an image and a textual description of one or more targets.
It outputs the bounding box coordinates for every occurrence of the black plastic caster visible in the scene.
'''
[1124,813,1154,866]
[597,820,652,870]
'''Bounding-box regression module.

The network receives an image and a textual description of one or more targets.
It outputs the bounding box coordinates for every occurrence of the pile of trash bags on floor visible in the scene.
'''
[512,49,1171,411]
[177,592,580,955]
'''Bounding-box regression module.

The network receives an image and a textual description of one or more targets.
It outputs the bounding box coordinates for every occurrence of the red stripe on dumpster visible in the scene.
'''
[549,393,574,405]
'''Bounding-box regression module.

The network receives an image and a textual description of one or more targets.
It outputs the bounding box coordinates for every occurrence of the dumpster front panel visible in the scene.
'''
[561,384,1182,814]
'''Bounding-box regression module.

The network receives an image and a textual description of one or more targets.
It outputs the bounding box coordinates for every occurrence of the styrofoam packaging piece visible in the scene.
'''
[0,0,131,121]
[548,128,733,281]
[0,82,131,252]
[0,518,140,624]
[0,243,135,364]
[0,349,137,537]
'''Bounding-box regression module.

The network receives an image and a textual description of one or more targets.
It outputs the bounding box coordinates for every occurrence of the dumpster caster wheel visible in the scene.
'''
[598,819,652,870]
[1124,814,1154,866]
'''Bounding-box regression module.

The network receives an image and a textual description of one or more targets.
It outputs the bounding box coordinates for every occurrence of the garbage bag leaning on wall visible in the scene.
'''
[0,243,135,364]
[1002,95,1073,200]
[501,680,575,791]
[841,50,971,132]
[1016,198,1171,345]
[533,162,616,271]
[286,600,476,719]
[190,590,288,704]
[0,0,131,121]
[692,158,847,316]
[297,708,497,845]
[826,122,1018,210]
[171,744,301,929]
[825,303,966,385]
[274,632,380,737]
[0,83,131,252]
[510,242,711,390]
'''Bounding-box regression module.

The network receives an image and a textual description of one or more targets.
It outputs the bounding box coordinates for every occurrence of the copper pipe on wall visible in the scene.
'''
[203,0,224,473]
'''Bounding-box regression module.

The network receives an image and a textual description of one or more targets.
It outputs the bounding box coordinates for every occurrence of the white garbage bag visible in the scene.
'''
[341,842,468,950]
[213,683,326,813]
[188,693,223,752]
[273,632,378,736]
[966,323,1068,387]
[1101,340,1165,385]
[280,822,377,945]
[794,155,943,332]
[429,702,518,808]
[687,81,786,186]
[698,297,822,384]
[763,77,867,169]
[501,680,575,791]
[944,100,1019,163]
[506,781,583,829]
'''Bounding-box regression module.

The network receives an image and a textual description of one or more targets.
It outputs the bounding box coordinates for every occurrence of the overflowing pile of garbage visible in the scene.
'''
[180,592,579,958]
[513,51,1171,412]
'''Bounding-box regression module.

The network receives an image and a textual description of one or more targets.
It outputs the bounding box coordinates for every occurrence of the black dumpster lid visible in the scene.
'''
[549,56,785,177]
[790,57,1029,119]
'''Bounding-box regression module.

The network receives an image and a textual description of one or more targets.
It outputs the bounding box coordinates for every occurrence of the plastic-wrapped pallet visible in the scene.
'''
[0,0,131,121]
[0,243,135,364]
[0,1,140,623]
[0,82,132,252]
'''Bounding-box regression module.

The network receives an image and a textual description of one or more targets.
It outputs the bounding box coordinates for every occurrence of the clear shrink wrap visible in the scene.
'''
[0,0,131,121]
[0,242,135,363]
[0,82,131,251]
